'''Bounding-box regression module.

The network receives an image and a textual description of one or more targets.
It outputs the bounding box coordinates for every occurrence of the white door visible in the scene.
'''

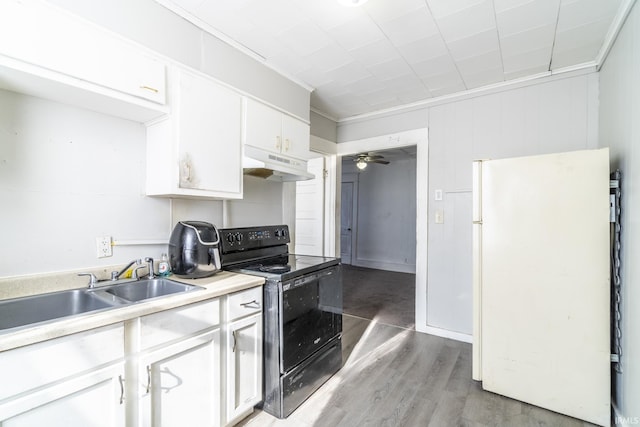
[295,157,325,256]
[473,148,610,426]
[340,181,355,264]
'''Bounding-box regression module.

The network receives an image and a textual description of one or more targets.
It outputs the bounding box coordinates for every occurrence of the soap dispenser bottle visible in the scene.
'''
[158,253,171,277]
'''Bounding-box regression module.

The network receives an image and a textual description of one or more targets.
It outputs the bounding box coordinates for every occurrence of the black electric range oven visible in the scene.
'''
[219,225,343,419]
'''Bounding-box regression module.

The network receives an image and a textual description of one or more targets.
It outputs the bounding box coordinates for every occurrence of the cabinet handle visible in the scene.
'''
[146,365,151,394]
[240,300,261,309]
[118,375,125,405]
[232,330,237,353]
[139,85,159,93]
[275,136,282,151]
[284,138,290,152]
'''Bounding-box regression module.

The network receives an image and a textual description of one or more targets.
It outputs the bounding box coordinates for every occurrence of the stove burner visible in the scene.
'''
[259,265,291,274]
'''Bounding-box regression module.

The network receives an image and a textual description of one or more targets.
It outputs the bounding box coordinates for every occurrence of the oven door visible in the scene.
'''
[279,265,342,373]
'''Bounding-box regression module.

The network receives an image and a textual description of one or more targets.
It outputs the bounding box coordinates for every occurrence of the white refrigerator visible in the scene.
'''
[472,148,611,426]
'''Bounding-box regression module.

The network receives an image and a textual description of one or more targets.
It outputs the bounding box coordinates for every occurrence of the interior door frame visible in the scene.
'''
[332,128,429,334]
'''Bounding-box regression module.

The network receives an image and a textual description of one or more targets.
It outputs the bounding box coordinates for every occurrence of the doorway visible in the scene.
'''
[339,146,417,329]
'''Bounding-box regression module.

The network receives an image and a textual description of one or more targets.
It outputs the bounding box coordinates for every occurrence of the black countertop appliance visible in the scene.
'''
[168,221,221,278]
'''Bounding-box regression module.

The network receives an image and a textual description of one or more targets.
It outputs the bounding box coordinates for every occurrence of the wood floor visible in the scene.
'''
[342,265,415,330]
[239,315,596,427]
[239,266,596,426]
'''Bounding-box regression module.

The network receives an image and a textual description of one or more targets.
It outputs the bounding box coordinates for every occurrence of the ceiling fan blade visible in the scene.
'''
[371,160,390,165]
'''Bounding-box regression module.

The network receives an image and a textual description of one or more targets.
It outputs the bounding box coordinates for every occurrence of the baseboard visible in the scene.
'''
[613,403,640,426]
[416,324,473,343]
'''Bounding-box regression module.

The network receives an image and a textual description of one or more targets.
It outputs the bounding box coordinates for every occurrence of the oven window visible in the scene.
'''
[280,266,342,372]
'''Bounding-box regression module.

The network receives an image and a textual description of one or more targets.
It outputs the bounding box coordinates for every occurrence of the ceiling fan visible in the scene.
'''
[353,152,390,170]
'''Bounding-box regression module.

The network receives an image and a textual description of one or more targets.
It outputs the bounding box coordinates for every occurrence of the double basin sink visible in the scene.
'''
[0,278,203,331]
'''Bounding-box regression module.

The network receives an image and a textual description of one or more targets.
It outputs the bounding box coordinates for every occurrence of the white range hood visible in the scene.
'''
[243,145,314,182]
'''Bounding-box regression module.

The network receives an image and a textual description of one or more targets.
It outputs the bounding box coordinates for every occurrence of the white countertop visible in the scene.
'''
[0,271,264,352]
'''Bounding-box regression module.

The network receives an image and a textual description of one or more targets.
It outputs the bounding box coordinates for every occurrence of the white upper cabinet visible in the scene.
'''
[244,98,310,160]
[146,65,243,200]
[0,0,167,122]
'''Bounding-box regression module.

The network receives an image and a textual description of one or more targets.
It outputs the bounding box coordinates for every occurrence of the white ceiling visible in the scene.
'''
[156,0,624,121]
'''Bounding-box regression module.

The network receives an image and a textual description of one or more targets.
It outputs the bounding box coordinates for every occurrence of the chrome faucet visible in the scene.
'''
[111,259,142,281]
[145,257,155,279]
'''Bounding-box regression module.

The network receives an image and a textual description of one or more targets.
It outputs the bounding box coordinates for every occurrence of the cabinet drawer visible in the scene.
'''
[140,298,220,350]
[227,286,263,322]
[0,323,124,401]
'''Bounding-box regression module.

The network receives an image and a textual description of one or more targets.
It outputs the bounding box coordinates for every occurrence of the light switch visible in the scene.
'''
[435,189,443,201]
[435,209,444,224]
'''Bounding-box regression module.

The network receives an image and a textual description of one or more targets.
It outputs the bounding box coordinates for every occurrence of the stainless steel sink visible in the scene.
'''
[103,278,202,303]
[0,289,117,331]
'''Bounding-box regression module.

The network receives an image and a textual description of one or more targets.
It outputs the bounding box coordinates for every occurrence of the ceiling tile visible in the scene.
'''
[377,7,440,46]
[277,20,333,56]
[326,61,374,85]
[503,45,552,72]
[361,87,399,105]
[411,55,459,79]
[421,71,466,91]
[446,29,500,61]
[462,67,504,88]
[434,0,497,42]
[326,15,386,51]
[364,0,429,23]
[300,1,364,31]
[499,24,556,58]
[557,0,621,32]
[553,19,610,54]
[396,35,449,65]
[348,38,401,68]
[306,43,354,72]
[495,0,560,36]
[456,49,503,75]
[428,81,468,97]
[494,0,535,13]
[426,0,487,19]
[366,57,416,80]
[550,44,599,69]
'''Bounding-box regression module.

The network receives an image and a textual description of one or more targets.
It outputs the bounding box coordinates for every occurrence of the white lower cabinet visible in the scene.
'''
[225,314,262,426]
[223,286,264,426]
[138,330,221,427]
[0,324,125,427]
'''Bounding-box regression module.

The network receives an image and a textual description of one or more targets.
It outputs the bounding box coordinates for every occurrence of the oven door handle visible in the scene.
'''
[284,267,337,290]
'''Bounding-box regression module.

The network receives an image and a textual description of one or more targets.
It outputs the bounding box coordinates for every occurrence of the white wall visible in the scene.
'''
[225,176,286,228]
[598,1,640,420]
[341,156,417,273]
[427,73,599,336]
[0,89,223,277]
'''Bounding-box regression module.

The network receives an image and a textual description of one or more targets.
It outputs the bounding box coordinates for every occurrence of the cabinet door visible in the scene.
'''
[226,314,262,425]
[281,114,310,160]
[139,330,221,427]
[244,98,283,153]
[0,367,125,427]
[177,68,242,195]
[0,0,165,104]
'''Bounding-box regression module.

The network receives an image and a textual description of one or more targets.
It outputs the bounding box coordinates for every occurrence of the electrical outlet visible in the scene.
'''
[96,236,113,258]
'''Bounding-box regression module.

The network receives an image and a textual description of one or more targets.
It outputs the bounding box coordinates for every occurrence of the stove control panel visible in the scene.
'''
[219,225,290,253]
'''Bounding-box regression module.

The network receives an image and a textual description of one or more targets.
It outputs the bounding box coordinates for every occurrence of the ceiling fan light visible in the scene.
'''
[356,159,367,170]
[337,0,369,7]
